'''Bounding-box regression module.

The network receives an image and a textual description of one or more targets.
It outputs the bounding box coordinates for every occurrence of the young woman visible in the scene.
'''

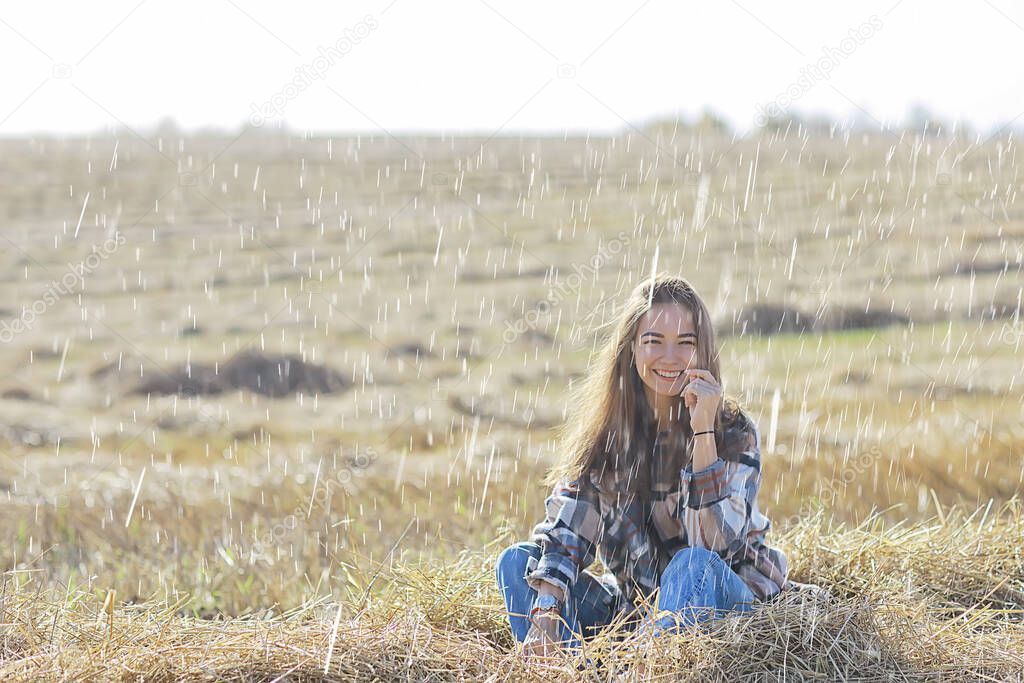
[495,273,802,659]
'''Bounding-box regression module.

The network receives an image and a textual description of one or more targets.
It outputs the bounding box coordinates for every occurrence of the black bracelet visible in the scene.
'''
[693,430,715,437]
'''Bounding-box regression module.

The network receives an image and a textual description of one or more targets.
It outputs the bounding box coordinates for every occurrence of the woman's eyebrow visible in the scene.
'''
[640,331,697,339]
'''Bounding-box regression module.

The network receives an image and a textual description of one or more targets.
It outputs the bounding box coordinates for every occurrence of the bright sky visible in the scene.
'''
[2,0,1023,137]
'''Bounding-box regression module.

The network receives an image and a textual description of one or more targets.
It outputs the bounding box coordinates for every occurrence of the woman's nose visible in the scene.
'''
[661,345,687,362]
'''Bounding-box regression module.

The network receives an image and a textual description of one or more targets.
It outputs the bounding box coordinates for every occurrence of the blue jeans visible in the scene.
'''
[495,542,756,649]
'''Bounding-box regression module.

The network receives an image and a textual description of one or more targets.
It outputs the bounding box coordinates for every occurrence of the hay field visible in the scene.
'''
[0,120,1022,680]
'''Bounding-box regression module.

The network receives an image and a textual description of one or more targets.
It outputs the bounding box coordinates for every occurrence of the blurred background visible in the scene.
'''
[0,0,1021,617]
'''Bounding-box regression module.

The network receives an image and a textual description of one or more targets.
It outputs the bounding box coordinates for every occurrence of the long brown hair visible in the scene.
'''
[543,272,752,501]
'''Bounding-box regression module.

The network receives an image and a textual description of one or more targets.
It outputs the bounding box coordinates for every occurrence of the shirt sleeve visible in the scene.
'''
[524,476,604,598]
[674,419,765,561]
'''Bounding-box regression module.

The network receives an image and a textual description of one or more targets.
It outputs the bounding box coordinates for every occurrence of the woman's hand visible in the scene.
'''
[522,612,562,662]
[680,368,721,430]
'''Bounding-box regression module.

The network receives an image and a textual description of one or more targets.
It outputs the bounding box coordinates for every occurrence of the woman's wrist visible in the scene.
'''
[690,421,719,471]
[529,592,563,624]
[530,608,560,625]
[534,580,565,603]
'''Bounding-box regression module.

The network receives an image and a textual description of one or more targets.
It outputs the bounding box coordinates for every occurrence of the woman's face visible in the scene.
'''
[632,303,698,400]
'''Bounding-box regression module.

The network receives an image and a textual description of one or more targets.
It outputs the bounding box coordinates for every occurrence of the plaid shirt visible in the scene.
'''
[525,416,790,623]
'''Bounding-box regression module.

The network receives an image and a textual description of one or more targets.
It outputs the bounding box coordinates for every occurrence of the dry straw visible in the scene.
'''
[1,497,1022,680]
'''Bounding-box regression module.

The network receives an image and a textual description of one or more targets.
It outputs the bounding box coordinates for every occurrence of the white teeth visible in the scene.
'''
[653,369,682,379]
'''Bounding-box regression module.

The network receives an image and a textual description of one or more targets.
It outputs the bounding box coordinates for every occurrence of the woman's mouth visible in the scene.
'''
[653,369,682,380]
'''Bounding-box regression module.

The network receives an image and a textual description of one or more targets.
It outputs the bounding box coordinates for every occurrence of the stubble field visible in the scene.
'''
[0,120,1022,679]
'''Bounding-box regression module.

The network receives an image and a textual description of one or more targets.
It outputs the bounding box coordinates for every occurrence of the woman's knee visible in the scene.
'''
[494,541,542,582]
[664,546,723,577]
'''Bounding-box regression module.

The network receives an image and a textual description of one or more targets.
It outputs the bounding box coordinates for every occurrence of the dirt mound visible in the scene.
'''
[725,303,910,336]
[725,304,815,335]
[942,258,1024,276]
[1,387,38,401]
[129,351,349,398]
[1,422,62,447]
[975,298,1023,321]
[389,342,435,359]
[814,305,910,331]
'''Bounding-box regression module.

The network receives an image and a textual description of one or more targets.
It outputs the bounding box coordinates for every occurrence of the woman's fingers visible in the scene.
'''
[682,377,721,412]
[686,378,717,397]
[681,378,706,398]
[522,635,545,659]
[522,621,562,662]
[680,382,694,407]
[522,640,556,664]
[684,370,721,394]
[684,368,716,382]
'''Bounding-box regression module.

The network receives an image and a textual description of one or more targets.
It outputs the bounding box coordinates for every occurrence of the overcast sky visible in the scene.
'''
[2,0,1023,137]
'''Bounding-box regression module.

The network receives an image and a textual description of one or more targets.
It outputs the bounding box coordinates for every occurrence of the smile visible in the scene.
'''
[653,369,682,379]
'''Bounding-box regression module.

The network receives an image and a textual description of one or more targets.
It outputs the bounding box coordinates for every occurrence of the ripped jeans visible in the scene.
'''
[494,542,756,649]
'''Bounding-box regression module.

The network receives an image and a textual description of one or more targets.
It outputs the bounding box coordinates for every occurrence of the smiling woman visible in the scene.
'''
[633,304,702,431]
[494,272,811,660]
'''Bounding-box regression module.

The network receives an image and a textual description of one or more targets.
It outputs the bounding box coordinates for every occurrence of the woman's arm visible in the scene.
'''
[674,420,766,558]
[525,477,605,601]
